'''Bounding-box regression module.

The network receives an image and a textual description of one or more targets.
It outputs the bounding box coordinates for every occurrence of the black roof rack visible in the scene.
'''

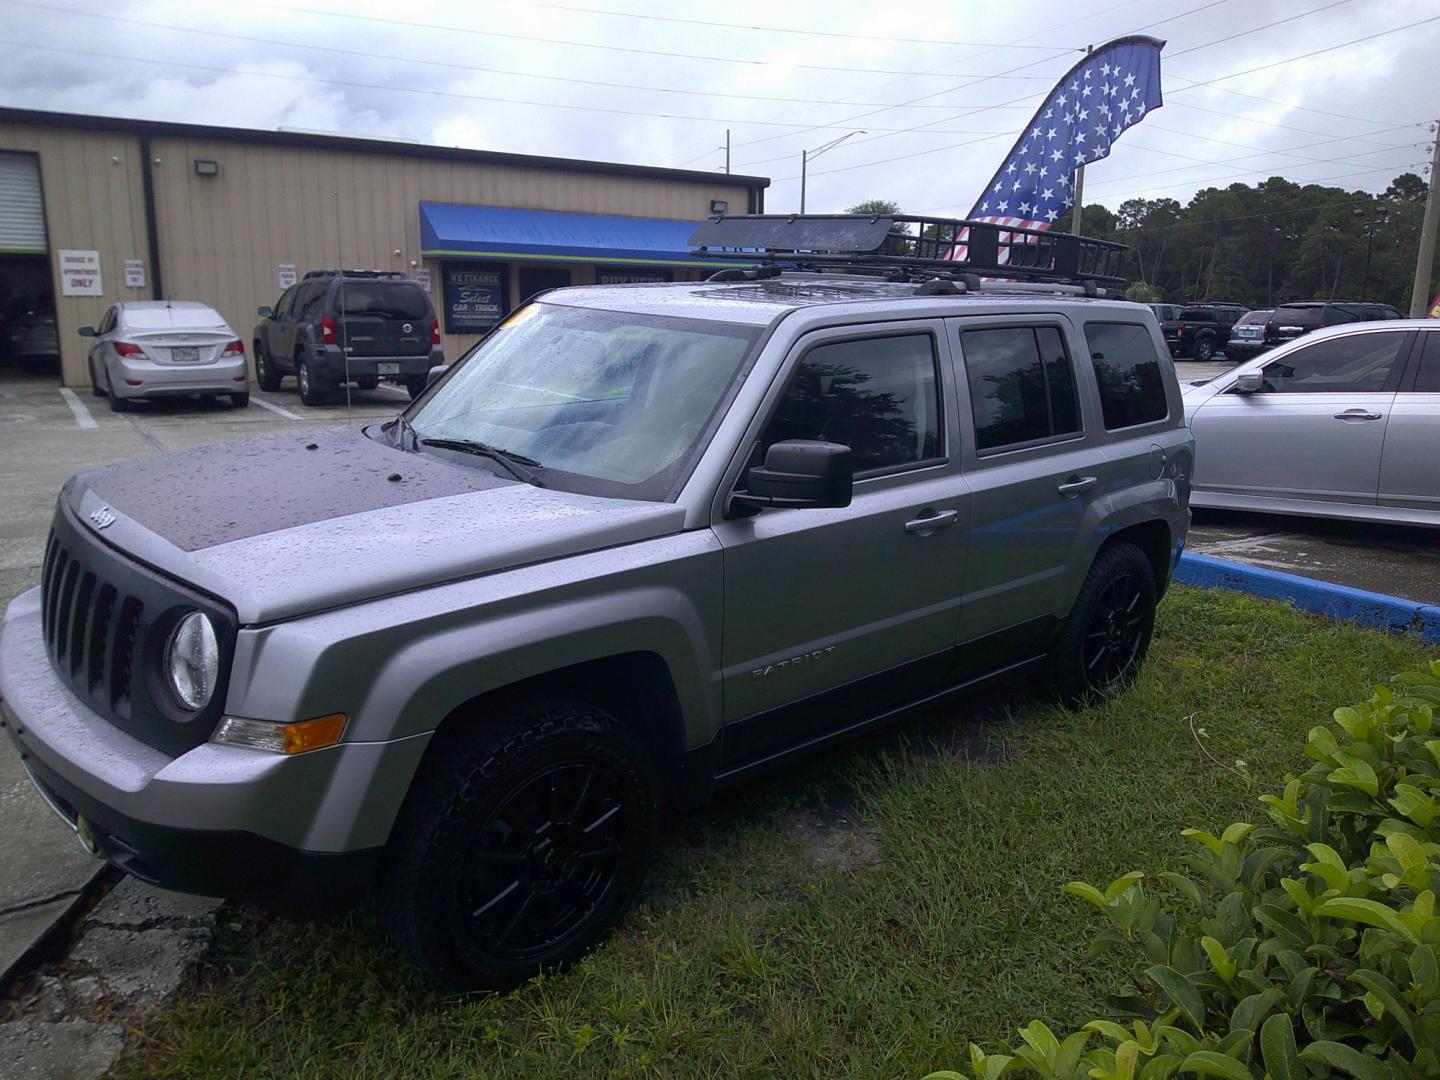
[688,213,1129,288]
[303,269,411,280]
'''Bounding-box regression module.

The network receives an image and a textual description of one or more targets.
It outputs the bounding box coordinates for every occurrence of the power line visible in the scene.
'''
[1085,139,1423,192]
[206,0,1065,80]
[1133,120,1424,171]
[1082,159,1427,203]
[1163,0,1355,59]
[509,2,1079,50]
[0,37,1051,138]
[1170,11,1440,91]
[5,0,1057,111]
[1164,98,1423,148]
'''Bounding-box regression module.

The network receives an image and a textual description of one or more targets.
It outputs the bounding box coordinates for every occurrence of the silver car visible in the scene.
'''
[1183,320,1439,527]
[81,301,249,411]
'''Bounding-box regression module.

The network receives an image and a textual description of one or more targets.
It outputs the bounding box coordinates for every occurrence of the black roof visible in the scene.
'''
[0,107,770,192]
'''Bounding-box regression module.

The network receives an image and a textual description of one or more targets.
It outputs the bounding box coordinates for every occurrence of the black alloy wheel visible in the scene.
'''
[1050,540,1157,706]
[460,761,631,966]
[378,700,657,991]
[1081,571,1147,690]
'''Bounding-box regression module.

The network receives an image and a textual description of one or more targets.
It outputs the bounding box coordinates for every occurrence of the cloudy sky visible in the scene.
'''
[3,0,1436,216]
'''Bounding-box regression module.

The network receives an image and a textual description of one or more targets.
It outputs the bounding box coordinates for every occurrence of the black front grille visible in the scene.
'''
[39,498,237,756]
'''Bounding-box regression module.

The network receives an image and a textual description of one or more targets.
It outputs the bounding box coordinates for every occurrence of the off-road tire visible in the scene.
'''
[1050,540,1157,707]
[377,699,658,992]
[297,355,328,406]
[255,342,282,391]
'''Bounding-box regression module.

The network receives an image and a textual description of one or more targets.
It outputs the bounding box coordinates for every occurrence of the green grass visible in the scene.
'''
[112,587,1436,1079]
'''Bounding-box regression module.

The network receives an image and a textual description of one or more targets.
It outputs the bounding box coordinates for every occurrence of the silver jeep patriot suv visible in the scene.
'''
[0,216,1192,990]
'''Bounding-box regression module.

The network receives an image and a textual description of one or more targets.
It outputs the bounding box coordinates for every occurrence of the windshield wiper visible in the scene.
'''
[419,437,545,487]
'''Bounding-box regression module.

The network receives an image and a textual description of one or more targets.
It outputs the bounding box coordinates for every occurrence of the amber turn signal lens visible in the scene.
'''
[281,713,347,754]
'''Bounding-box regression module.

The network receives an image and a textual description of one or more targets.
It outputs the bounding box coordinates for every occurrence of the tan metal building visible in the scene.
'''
[0,108,768,388]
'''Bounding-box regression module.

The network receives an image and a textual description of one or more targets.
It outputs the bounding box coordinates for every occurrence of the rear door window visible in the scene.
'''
[960,326,1081,451]
[1259,331,1408,393]
[1084,322,1169,430]
[1409,332,1440,393]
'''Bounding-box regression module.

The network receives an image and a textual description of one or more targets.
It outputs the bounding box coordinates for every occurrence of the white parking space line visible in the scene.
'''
[57,387,97,429]
[250,396,304,421]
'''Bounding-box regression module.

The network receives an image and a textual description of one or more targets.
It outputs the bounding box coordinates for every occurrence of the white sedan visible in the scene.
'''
[1182,320,1439,528]
[81,301,249,412]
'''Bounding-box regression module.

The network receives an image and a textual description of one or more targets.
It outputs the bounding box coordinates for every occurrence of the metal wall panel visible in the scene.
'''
[148,138,753,366]
[0,125,151,385]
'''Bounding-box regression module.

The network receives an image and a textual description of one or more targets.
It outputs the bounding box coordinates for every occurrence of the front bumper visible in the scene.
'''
[0,587,428,913]
[111,354,249,399]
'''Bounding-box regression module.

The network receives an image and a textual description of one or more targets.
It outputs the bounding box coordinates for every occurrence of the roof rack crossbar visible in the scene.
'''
[688,213,1129,288]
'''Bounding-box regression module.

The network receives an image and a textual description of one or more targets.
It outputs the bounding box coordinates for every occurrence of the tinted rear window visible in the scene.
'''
[961,326,1081,451]
[335,282,431,320]
[1237,310,1272,325]
[1178,308,1218,321]
[1273,306,1323,328]
[1084,322,1169,430]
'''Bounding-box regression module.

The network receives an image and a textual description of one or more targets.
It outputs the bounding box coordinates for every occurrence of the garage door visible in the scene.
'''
[0,153,46,254]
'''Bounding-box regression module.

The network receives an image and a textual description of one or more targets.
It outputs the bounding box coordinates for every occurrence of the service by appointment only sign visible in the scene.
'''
[59,250,103,296]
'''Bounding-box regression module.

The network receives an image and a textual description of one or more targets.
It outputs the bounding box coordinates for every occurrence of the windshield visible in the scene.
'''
[408,302,760,500]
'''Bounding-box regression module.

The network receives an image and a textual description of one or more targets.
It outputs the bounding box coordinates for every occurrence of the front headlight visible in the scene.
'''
[166,611,218,710]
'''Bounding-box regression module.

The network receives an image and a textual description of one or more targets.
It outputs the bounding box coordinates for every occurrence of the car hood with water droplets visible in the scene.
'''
[65,426,686,623]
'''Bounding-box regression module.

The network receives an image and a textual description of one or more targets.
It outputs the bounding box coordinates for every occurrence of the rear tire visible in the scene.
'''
[377,699,658,992]
[108,391,129,413]
[255,342,282,392]
[231,392,249,409]
[356,377,379,391]
[297,356,327,406]
[1050,541,1157,707]
[405,376,428,401]
[1194,337,1216,362]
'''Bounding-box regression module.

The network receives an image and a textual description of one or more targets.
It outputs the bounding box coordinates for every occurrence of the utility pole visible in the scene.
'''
[801,149,807,213]
[1409,118,1440,317]
[724,130,730,175]
[1071,44,1094,236]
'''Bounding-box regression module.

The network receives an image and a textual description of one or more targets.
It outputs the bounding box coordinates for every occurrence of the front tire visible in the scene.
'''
[89,358,104,397]
[1050,541,1157,706]
[378,700,658,992]
[255,342,282,391]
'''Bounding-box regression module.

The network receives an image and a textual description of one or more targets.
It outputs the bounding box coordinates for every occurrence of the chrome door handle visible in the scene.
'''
[1057,475,1099,497]
[904,509,959,534]
[1333,410,1382,421]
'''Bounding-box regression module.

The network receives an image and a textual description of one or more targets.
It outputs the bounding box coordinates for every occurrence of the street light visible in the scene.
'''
[800,131,866,213]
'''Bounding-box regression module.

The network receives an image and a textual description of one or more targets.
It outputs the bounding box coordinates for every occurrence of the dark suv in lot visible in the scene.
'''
[253,270,444,404]
[1256,301,1401,354]
[1173,303,1248,361]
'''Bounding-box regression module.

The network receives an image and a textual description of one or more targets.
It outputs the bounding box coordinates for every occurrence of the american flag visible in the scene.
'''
[963,36,1164,235]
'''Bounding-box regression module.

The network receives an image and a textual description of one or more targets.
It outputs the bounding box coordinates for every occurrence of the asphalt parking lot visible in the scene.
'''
[0,370,409,611]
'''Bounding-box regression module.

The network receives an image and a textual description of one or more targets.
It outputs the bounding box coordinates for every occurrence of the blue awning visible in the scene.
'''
[419,202,741,268]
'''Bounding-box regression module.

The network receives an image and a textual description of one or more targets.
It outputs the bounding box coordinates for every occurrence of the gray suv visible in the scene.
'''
[253,270,444,404]
[0,217,1193,991]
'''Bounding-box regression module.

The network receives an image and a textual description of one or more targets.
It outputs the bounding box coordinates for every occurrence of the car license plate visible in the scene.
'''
[377,362,401,375]
[172,346,199,362]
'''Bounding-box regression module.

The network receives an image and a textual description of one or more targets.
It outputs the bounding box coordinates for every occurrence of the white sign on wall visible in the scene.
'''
[59,250,103,296]
[277,263,297,289]
[415,267,432,293]
[124,258,146,288]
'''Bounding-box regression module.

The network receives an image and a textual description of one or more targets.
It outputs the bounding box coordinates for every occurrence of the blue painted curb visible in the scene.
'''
[1174,552,1440,643]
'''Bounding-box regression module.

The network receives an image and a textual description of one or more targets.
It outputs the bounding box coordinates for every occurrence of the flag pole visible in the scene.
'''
[1071,44,1094,236]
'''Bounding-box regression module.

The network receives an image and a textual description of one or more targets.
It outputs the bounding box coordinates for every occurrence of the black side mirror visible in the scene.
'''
[78,325,96,337]
[257,306,272,318]
[731,440,853,512]
[426,364,447,388]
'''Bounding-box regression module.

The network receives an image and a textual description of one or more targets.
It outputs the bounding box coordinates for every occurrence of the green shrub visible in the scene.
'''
[928,661,1440,1080]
